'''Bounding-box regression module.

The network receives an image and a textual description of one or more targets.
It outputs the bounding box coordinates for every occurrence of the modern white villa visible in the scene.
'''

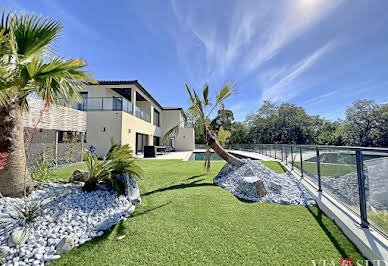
[23,80,194,160]
[77,80,194,158]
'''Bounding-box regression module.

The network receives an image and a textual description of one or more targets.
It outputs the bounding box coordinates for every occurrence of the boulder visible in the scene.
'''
[8,227,30,247]
[69,169,89,183]
[0,246,10,259]
[113,173,141,205]
[55,236,74,255]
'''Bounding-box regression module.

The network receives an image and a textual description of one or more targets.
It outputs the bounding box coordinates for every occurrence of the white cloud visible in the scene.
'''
[169,0,343,82]
[260,40,338,102]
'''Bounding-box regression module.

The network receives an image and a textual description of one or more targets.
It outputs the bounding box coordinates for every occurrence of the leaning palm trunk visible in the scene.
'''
[0,103,33,197]
[203,123,243,167]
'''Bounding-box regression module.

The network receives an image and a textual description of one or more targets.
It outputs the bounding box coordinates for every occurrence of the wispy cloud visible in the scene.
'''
[260,40,338,102]
[169,0,343,82]
[304,90,337,106]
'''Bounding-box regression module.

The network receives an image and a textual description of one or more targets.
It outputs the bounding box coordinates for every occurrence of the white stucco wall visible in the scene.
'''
[86,111,122,158]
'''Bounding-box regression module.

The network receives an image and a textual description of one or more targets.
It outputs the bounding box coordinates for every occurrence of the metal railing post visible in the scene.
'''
[281,145,284,162]
[316,147,322,192]
[274,145,277,160]
[300,147,303,177]
[356,149,369,228]
[285,146,288,165]
[291,146,294,170]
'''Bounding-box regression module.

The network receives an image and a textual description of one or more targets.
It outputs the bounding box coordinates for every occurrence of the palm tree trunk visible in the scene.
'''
[203,123,244,167]
[0,103,33,197]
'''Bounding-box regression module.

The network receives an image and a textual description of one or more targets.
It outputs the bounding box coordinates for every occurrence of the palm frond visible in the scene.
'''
[162,124,180,142]
[21,56,95,107]
[185,82,195,104]
[216,83,233,104]
[203,82,209,106]
[11,12,63,60]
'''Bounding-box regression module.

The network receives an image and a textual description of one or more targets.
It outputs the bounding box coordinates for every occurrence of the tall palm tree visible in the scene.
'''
[163,82,244,169]
[0,11,94,197]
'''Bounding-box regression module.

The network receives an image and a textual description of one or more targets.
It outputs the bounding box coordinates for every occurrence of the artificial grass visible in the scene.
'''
[293,161,356,177]
[49,160,364,265]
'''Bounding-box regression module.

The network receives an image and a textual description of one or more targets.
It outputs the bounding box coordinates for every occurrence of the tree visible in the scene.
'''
[210,109,234,132]
[0,11,94,197]
[164,82,244,168]
[229,122,251,144]
[217,126,231,146]
[344,100,383,147]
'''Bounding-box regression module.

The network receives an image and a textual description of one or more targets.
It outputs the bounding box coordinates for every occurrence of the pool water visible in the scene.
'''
[189,152,223,161]
[189,152,250,161]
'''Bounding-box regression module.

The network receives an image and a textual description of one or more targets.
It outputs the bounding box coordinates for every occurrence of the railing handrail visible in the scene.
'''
[222,143,388,238]
[223,143,388,153]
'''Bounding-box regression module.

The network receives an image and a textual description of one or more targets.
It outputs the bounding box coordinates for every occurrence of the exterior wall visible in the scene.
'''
[121,112,162,150]
[172,127,195,151]
[161,109,194,151]
[86,111,122,158]
[161,110,183,132]
[23,98,87,132]
[81,84,194,154]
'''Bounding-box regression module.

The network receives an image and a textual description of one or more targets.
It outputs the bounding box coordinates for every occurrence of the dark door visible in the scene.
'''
[136,133,149,154]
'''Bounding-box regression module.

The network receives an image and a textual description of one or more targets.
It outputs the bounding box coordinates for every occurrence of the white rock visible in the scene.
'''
[8,228,30,247]
[0,246,10,258]
[55,236,74,255]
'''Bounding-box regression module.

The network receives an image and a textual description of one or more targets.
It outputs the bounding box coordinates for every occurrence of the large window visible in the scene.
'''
[153,109,160,126]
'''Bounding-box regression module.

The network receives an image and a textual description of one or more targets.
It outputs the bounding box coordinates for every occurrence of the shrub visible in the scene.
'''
[30,151,52,184]
[82,139,143,193]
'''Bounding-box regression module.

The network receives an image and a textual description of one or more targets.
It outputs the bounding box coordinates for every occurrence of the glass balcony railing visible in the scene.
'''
[135,106,151,122]
[59,97,133,114]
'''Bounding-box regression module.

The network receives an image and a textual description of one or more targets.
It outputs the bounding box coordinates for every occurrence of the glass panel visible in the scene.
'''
[319,149,360,215]
[113,97,122,110]
[363,150,388,236]
[103,98,113,110]
[298,147,318,185]
[87,98,102,110]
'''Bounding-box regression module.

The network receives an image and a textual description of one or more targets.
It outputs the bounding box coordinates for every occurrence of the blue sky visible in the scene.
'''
[5,0,388,121]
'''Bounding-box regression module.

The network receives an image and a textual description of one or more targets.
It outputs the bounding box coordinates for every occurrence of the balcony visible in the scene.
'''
[135,106,151,123]
[60,97,133,114]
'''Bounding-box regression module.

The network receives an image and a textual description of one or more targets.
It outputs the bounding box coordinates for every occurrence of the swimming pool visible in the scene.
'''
[188,152,252,161]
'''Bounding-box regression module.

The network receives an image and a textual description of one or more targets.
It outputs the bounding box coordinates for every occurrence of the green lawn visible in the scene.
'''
[293,161,356,177]
[49,160,364,265]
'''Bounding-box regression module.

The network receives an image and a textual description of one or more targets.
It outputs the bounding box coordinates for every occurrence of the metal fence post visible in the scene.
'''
[300,147,303,177]
[291,146,294,170]
[285,146,288,165]
[281,145,283,162]
[356,149,369,228]
[316,147,322,192]
[274,145,277,160]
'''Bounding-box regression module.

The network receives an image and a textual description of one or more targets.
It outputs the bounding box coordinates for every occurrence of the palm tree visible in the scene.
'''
[0,11,94,197]
[163,82,244,169]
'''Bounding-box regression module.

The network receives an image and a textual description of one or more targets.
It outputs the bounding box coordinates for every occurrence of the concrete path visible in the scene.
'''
[136,151,192,161]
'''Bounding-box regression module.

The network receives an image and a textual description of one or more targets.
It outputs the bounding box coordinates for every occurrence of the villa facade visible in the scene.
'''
[64,80,195,158]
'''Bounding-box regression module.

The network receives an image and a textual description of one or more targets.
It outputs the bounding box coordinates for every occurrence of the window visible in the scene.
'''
[77,92,88,110]
[153,109,160,126]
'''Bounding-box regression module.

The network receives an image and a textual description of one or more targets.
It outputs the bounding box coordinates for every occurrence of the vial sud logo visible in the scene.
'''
[340,258,354,266]
[311,258,387,265]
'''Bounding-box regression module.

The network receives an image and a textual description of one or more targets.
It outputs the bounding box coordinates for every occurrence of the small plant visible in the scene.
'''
[106,138,143,178]
[63,135,79,164]
[0,195,51,231]
[82,151,112,192]
[82,139,143,193]
[30,151,52,184]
